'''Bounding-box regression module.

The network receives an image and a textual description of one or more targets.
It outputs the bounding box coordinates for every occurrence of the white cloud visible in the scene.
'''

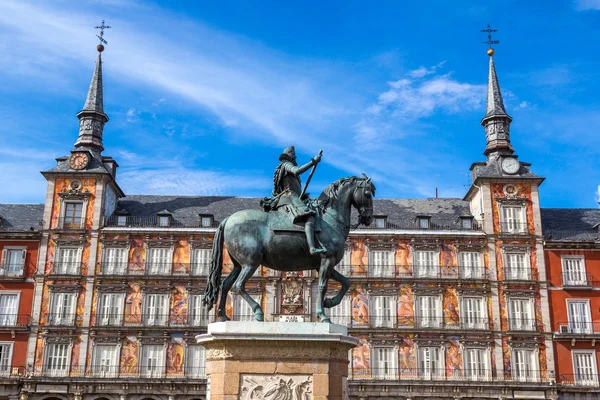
[597,185,600,205]
[407,61,446,79]
[575,0,600,10]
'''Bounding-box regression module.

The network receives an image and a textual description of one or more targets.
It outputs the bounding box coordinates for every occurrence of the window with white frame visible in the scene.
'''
[92,344,119,375]
[418,346,444,378]
[416,295,442,328]
[234,294,260,321]
[369,250,394,277]
[116,215,127,226]
[418,217,430,229]
[329,296,351,326]
[186,345,206,377]
[97,293,124,326]
[463,347,490,380]
[143,293,169,326]
[102,247,127,275]
[461,296,487,330]
[508,297,535,331]
[504,252,530,280]
[140,344,165,376]
[573,351,598,386]
[45,343,71,375]
[54,247,82,274]
[49,292,76,326]
[371,346,397,379]
[371,295,394,328]
[512,348,538,381]
[461,217,473,229]
[563,256,587,286]
[567,300,592,334]
[191,248,210,276]
[414,250,438,278]
[460,252,483,279]
[500,206,526,233]
[189,295,209,326]
[146,247,171,275]
[63,202,83,228]
[374,217,386,229]
[200,215,213,227]
[158,216,170,227]
[0,248,26,276]
[336,247,351,276]
[0,343,13,375]
[0,293,18,326]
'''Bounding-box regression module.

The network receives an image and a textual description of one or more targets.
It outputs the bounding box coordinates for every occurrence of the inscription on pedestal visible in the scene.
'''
[240,374,312,400]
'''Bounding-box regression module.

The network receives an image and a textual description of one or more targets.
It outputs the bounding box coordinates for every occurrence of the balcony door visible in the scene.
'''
[568,300,592,334]
[414,251,438,278]
[573,351,598,386]
[563,257,586,286]
[147,248,171,275]
[372,347,396,379]
[461,297,486,330]
[0,294,18,326]
[418,346,443,379]
[103,247,127,275]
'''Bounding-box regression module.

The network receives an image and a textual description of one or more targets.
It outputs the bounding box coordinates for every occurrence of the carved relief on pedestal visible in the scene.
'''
[241,374,312,400]
[281,273,303,313]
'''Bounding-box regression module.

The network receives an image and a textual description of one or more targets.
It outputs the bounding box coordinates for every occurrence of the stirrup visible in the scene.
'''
[310,247,327,255]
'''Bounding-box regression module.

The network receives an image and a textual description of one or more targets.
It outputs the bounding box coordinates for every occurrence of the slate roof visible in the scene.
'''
[0,204,44,231]
[44,154,113,175]
[541,208,600,242]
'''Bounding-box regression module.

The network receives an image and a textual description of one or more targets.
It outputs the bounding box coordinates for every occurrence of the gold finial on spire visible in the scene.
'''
[481,24,499,56]
[94,19,111,53]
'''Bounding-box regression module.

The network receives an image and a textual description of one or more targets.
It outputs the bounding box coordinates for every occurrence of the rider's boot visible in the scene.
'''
[305,218,326,255]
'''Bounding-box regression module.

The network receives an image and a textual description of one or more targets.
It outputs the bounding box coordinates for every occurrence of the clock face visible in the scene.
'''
[69,152,89,170]
[501,157,520,175]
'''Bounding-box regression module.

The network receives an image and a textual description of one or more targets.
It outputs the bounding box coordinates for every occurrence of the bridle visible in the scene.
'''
[351,178,374,230]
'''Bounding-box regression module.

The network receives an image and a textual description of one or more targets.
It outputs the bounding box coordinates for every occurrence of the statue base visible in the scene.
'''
[197,321,358,400]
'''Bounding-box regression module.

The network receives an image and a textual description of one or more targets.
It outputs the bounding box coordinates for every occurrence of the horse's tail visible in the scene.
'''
[203,217,228,311]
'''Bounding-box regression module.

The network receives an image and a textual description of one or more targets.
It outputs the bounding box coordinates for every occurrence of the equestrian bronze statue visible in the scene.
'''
[204,148,375,323]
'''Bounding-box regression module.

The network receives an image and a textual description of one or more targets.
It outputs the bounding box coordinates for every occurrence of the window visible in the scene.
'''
[186,345,206,377]
[508,298,535,331]
[371,295,394,328]
[45,343,70,375]
[505,252,530,280]
[512,348,538,381]
[418,346,444,379]
[234,294,260,322]
[0,248,26,276]
[158,216,170,227]
[93,345,118,376]
[461,297,487,330]
[55,247,81,274]
[329,296,351,326]
[501,206,525,234]
[460,252,483,279]
[144,294,168,326]
[369,250,394,277]
[0,293,18,326]
[461,217,473,229]
[189,295,208,326]
[372,347,397,379]
[416,295,442,328]
[97,293,124,326]
[414,250,438,278]
[418,217,430,229]
[141,344,165,377]
[0,343,12,375]
[374,217,386,229]
[563,256,587,286]
[146,248,171,275]
[191,249,210,276]
[102,247,127,275]
[336,248,351,276]
[573,351,598,386]
[63,202,83,228]
[464,348,489,380]
[49,293,76,326]
[567,300,592,334]
[200,215,213,227]
[116,216,127,226]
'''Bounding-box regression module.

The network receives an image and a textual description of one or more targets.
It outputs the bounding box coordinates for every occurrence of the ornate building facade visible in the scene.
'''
[0,44,597,400]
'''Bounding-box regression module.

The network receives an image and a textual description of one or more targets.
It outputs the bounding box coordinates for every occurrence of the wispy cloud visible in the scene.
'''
[575,0,600,10]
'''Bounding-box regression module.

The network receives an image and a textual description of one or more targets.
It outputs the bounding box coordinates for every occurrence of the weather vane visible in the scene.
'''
[94,20,111,53]
[481,24,499,56]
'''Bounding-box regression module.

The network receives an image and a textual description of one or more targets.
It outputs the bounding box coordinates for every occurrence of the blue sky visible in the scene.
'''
[0,0,598,207]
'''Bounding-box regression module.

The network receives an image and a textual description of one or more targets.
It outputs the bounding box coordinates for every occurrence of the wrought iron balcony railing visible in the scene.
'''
[0,314,32,328]
[507,318,537,332]
[332,316,489,330]
[31,366,206,379]
[105,216,219,228]
[97,262,210,277]
[0,264,25,278]
[363,219,482,231]
[93,313,209,328]
[52,217,86,230]
[504,268,535,281]
[556,322,600,335]
[47,262,84,276]
[47,313,77,326]
[559,374,600,386]
[349,368,547,383]
[499,222,530,235]
[561,272,596,287]
[365,265,489,280]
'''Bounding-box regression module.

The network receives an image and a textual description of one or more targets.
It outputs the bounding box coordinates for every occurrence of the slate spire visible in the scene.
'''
[74,49,109,152]
[481,53,513,156]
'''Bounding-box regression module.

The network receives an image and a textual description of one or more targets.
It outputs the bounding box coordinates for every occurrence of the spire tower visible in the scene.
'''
[481,54,513,157]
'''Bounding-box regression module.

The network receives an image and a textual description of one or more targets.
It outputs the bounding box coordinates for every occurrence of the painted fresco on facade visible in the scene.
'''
[39,284,51,325]
[120,337,138,374]
[395,242,411,276]
[502,337,511,377]
[125,283,143,324]
[173,240,190,274]
[129,238,145,274]
[171,286,188,324]
[397,284,414,326]
[490,183,534,235]
[167,336,185,375]
[351,336,370,375]
[446,337,462,376]
[440,243,458,276]
[51,178,97,230]
[351,285,369,326]
[71,337,81,371]
[398,335,416,373]
[34,336,44,372]
[76,284,86,326]
[45,236,56,274]
[351,241,367,276]
[443,288,460,326]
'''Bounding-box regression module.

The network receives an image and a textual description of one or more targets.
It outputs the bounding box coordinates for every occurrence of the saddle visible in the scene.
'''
[261,195,322,233]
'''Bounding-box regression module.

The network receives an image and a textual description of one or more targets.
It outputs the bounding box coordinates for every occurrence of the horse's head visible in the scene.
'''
[351,174,375,227]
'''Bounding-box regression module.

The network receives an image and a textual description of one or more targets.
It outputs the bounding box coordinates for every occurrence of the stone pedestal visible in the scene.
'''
[197,321,358,400]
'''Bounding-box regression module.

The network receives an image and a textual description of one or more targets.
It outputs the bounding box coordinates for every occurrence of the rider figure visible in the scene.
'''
[273,146,327,255]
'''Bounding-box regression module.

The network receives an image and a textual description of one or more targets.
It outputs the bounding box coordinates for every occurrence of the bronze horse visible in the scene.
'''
[204,176,375,323]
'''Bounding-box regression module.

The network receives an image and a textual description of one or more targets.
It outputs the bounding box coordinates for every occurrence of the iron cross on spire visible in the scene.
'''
[481,24,499,48]
[95,19,111,45]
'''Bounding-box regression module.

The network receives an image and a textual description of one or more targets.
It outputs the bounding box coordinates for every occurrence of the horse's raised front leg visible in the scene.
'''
[231,264,264,321]
[316,257,335,323]
[323,269,350,309]
[216,262,241,321]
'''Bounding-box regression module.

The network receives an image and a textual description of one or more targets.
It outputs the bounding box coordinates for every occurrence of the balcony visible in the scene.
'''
[504,268,535,282]
[499,222,530,236]
[47,262,84,276]
[556,322,600,336]
[105,216,219,228]
[0,314,32,330]
[0,263,25,280]
[96,262,210,277]
[562,272,596,288]
[558,374,600,387]
[364,264,489,280]
[47,313,77,327]
[93,313,209,328]
[53,217,85,230]
[507,318,537,332]
[330,316,490,331]
[31,366,206,379]
[350,368,546,383]
[362,219,482,231]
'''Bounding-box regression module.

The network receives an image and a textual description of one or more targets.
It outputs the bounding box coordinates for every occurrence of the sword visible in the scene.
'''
[300,150,322,199]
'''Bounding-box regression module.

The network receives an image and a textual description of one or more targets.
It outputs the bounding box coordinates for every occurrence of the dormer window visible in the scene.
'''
[156,210,172,227]
[199,215,214,228]
[117,216,127,226]
[373,216,387,229]
[417,216,430,229]
[460,217,474,230]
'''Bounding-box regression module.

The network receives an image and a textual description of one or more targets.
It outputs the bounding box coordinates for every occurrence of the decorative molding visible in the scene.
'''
[240,375,312,400]
[145,234,177,248]
[365,238,396,250]
[409,239,440,251]
[54,235,86,246]
[92,335,123,344]
[44,336,74,344]
[48,282,82,292]
[204,341,349,361]
[508,339,539,349]
[495,196,529,206]
[413,336,448,345]
[460,338,493,347]
[188,237,213,249]
[281,277,302,313]
[500,244,530,253]
[140,283,172,293]
[367,286,398,295]
[186,284,205,295]
[100,234,131,248]
[454,240,486,252]
[96,283,129,293]
[412,285,444,295]
[457,285,489,295]
[504,289,536,297]
[57,188,92,201]
[138,335,169,345]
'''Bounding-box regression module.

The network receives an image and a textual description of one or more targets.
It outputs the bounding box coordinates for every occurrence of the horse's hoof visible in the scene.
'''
[255,310,265,322]
[321,318,332,324]
[218,316,230,322]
